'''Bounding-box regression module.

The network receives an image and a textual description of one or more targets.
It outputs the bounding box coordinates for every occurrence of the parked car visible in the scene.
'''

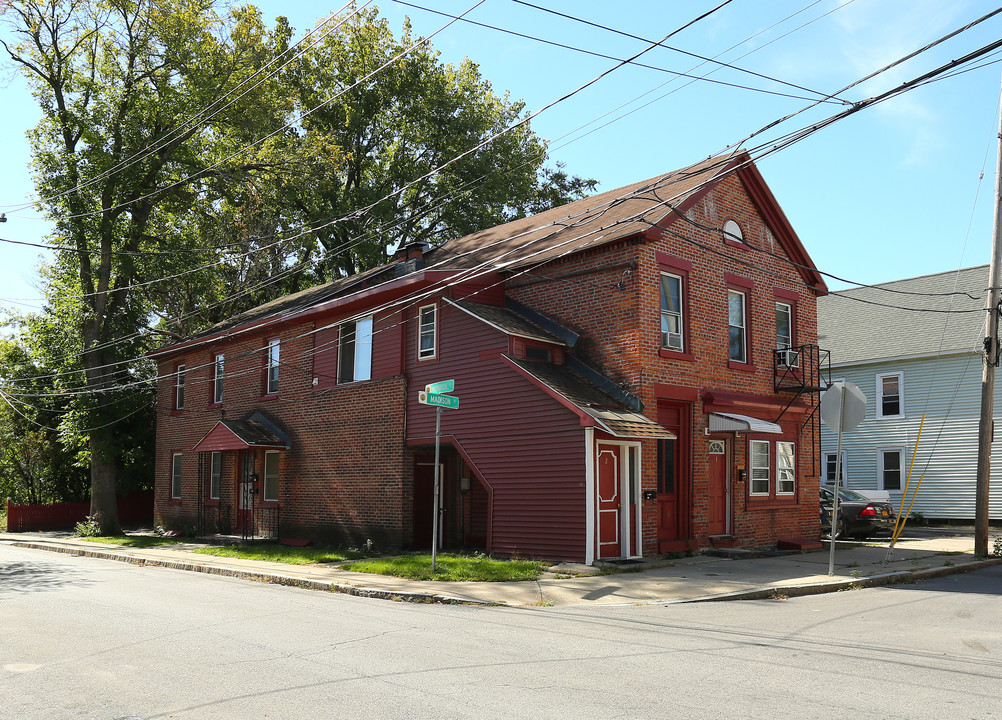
[820,486,896,540]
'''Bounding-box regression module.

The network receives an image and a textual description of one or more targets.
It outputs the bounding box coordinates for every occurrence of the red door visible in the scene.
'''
[236,450,256,533]
[656,402,691,552]
[707,439,728,535]
[596,443,621,558]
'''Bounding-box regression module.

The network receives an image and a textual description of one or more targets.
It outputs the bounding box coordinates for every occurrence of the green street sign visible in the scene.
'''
[418,391,459,409]
[425,379,455,394]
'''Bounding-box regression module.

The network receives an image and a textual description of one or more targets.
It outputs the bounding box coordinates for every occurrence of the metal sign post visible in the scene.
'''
[820,381,866,576]
[418,381,458,572]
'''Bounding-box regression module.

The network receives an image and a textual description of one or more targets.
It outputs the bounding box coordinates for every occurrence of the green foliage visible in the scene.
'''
[73,514,102,537]
[342,552,548,582]
[81,535,189,548]
[191,543,364,565]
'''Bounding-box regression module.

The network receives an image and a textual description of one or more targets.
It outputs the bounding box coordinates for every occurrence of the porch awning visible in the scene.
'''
[192,412,291,452]
[708,412,782,435]
[583,407,676,440]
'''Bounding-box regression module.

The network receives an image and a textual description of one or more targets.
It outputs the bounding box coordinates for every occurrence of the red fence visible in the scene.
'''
[5,491,154,532]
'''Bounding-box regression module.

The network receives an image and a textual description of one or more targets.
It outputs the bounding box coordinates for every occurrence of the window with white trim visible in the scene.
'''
[418,304,437,360]
[213,353,224,404]
[776,441,795,494]
[876,372,903,418]
[171,453,183,499]
[338,316,373,383]
[660,272,684,351]
[728,290,747,363]
[266,338,280,394]
[823,451,846,484]
[264,451,280,502]
[878,448,903,491]
[210,451,222,500]
[723,219,744,245]
[750,440,770,495]
[174,363,186,410]
[776,301,793,351]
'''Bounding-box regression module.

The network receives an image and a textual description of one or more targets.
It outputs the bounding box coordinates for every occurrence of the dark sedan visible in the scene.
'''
[820,486,896,540]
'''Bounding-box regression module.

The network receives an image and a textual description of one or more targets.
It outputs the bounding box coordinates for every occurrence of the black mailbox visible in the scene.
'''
[642,490,657,501]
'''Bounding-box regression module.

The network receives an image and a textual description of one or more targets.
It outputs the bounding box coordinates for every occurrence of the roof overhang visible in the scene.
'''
[192,412,291,452]
[708,412,783,435]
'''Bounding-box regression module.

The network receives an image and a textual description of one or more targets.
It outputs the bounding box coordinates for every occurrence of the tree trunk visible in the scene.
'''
[89,424,121,535]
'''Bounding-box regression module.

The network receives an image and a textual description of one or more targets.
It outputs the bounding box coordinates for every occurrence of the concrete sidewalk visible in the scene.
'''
[2,530,999,607]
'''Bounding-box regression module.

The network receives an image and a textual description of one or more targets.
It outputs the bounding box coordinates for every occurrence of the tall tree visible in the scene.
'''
[1,0,291,533]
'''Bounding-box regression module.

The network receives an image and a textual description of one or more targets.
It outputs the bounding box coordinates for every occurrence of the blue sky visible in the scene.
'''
[2,0,1001,312]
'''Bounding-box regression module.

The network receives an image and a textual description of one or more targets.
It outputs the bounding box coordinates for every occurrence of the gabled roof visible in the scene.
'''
[447,299,569,346]
[818,265,987,366]
[192,412,291,452]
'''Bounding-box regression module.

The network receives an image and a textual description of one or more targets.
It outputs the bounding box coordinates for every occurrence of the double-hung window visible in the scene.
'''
[728,290,748,363]
[776,441,795,494]
[750,440,770,495]
[750,439,797,498]
[171,453,183,499]
[660,273,684,352]
[338,315,373,383]
[209,451,222,500]
[266,338,280,394]
[876,372,903,418]
[823,451,847,484]
[418,304,437,360]
[174,363,186,410]
[264,451,280,502]
[213,353,225,404]
[878,448,903,491]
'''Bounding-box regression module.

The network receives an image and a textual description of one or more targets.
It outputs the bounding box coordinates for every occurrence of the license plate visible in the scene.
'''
[881,509,889,517]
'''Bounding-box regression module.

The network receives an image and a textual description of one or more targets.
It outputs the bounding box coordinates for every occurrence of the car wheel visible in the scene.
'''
[834,520,848,540]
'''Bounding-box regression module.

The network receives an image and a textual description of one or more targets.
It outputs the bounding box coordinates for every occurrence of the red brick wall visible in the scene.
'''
[154,314,408,549]
[507,172,822,551]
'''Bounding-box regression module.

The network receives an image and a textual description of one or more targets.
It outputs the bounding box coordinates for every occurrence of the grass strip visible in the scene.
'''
[342,553,547,582]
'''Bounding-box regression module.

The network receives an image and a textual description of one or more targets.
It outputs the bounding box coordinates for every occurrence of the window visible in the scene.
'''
[823,451,846,484]
[525,345,552,362]
[210,451,222,500]
[723,219,744,246]
[338,316,373,383]
[660,273,684,351]
[266,338,280,394]
[657,438,675,493]
[879,448,903,491]
[749,440,770,495]
[877,372,903,418]
[777,441,795,494]
[776,302,793,351]
[728,290,747,363]
[418,304,437,360]
[174,363,186,410]
[213,353,224,404]
[264,451,279,502]
[171,453,183,499]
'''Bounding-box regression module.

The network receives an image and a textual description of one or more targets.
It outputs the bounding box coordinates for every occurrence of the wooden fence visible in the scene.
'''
[4,491,154,532]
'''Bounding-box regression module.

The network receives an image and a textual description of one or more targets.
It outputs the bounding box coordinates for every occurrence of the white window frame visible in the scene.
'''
[749,439,770,495]
[171,453,183,499]
[174,363,186,410]
[723,219,744,245]
[776,301,793,350]
[210,451,222,500]
[418,304,437,360]
[878,447,904,491]
[823,451,847,484]
[263,451,280,502]
[660,272,684,351]
[338,316,373,383]
[213,353,224,404]
[266,338,280,395]
[776,441,795,495]
[876,372,904,418]
[728,289,747,363]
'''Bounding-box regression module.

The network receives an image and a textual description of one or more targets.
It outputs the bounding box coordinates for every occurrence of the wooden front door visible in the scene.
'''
[656,402,691,552]
[596,443,621,558]
[236,450,256,532]
[707,439,728,535]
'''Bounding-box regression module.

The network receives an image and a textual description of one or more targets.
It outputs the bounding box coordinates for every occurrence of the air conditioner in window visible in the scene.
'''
[662,331,683,351]
[776,348,800,368]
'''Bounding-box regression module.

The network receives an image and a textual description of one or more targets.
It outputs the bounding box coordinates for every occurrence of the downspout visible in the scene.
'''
[584,427,596,565]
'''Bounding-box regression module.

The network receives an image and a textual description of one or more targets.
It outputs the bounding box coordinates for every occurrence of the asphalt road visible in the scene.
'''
[1,543,1000,719]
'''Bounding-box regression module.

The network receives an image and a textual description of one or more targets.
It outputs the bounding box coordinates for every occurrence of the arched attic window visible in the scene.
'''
[723,219,744,246]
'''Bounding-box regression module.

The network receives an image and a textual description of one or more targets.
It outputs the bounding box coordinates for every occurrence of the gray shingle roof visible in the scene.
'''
[817,265,988,365]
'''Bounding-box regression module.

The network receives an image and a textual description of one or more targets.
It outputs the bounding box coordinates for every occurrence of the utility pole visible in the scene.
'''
[974,70,1002,557]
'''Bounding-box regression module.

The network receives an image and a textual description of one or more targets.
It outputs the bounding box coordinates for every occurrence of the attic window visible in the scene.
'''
[723,220,745,247]
[525,345,552,362]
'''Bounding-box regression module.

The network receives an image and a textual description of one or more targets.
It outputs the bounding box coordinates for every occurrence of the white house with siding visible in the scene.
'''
[818,265,1002,521]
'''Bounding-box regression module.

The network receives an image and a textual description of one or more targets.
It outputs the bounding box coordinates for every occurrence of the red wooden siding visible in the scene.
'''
[405,302,588,562]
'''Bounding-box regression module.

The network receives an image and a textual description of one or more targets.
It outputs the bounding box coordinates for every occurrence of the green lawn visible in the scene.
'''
[82,535,190,548]
[341,553,547,582]
[190,544,363,565]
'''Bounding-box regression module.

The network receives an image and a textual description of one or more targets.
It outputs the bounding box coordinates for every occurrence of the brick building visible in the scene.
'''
[150,151,829,563]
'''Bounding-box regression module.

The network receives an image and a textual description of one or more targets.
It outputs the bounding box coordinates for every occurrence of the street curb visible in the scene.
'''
[8,541,505,607]
[670,556,1002,603]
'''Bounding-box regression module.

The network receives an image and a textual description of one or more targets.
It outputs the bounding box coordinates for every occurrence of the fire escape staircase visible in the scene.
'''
[773,345,831,472]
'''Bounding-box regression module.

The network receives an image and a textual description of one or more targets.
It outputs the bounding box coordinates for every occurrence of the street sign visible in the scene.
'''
[820,381,866,432]
[418,391,459,409]
[425,379,455,394]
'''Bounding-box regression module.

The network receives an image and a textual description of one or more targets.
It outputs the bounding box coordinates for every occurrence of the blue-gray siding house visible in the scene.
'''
[817,265,1002,521]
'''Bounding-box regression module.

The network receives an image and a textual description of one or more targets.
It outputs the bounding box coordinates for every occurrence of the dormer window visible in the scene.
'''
[525,345,552,362]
